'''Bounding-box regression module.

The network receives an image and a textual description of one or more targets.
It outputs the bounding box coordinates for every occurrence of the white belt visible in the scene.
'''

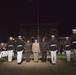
[8,45,13,47]
[17,45,22,47]
[51,44,57,47]
[72,41,76,43]
[65,45,70,47]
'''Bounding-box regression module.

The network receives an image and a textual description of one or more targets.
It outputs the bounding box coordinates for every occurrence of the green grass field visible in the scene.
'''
[57,54,74,62]
[0,53,75,62]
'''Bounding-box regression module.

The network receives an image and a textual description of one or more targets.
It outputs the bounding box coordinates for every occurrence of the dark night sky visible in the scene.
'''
[0,0,76,41]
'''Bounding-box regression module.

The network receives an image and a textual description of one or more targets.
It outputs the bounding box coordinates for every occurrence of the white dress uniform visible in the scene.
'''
[49,37,58,64]
[1,48,8,57]
[16,39,24,64]
[64,40,71,62]
[7,40,14,62]
[71,29,76,66]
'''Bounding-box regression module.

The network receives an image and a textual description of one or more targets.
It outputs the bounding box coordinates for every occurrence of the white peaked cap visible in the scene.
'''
[65,37,69,39]
[51,35,55,37]
[10,37,13,38]
[72,29,76,32]
[1,43,4,45]
[18,36,22,38]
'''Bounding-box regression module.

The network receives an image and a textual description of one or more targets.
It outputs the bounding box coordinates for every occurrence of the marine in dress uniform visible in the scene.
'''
[16,36,24,64]
[40,38,48,62]
[49,35,58,65]
[7,37,15,62]
[32,39,40,63]
[24,40,31,62]
[0,43,7,58]
[70,29,76,66]
[63,37,71,62]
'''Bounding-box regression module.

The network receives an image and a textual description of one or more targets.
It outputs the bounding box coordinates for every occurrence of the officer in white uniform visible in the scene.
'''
[49,35,58,65]
[16,36,24,64]
[63,37,71,62]
[70,29,76,66]
[7,37,15,62]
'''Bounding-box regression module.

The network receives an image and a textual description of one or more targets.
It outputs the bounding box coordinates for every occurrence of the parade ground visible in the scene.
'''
[0,55,76,75]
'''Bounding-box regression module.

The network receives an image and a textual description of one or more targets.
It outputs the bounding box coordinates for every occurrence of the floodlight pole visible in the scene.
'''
[37,0,39,43]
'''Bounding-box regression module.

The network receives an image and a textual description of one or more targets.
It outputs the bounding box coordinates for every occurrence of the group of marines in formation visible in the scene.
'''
[0,29,76,67]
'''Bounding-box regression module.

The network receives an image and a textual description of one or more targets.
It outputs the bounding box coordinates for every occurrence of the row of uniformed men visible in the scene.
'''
[0,35,58,64]
[0,29,76,66]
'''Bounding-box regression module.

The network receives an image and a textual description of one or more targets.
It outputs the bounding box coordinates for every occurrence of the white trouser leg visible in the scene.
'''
[1,51,4,57]
[73,50,76,65]
[8,50,13,62]
[12,50,14,56]
[5,51,7,57]
[53,51,56,63]
[4,51,7,57]
[51,51,54,63]
[3,51,5,57]
[66,50,71,62]
[51,51,56,63]
[17,51,22,63]
[0,52,1,58]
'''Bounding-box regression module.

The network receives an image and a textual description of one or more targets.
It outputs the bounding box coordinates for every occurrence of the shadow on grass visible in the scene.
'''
[57,54,75,62]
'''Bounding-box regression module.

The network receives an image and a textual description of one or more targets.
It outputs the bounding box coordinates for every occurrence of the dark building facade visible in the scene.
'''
[19,23,58,42]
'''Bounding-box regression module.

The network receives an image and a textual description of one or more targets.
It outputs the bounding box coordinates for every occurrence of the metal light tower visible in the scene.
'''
[37,0,39,43]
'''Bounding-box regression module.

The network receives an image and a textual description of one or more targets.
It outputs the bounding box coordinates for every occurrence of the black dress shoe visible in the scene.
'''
[52,63,56,65]
[17,63,21,64]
